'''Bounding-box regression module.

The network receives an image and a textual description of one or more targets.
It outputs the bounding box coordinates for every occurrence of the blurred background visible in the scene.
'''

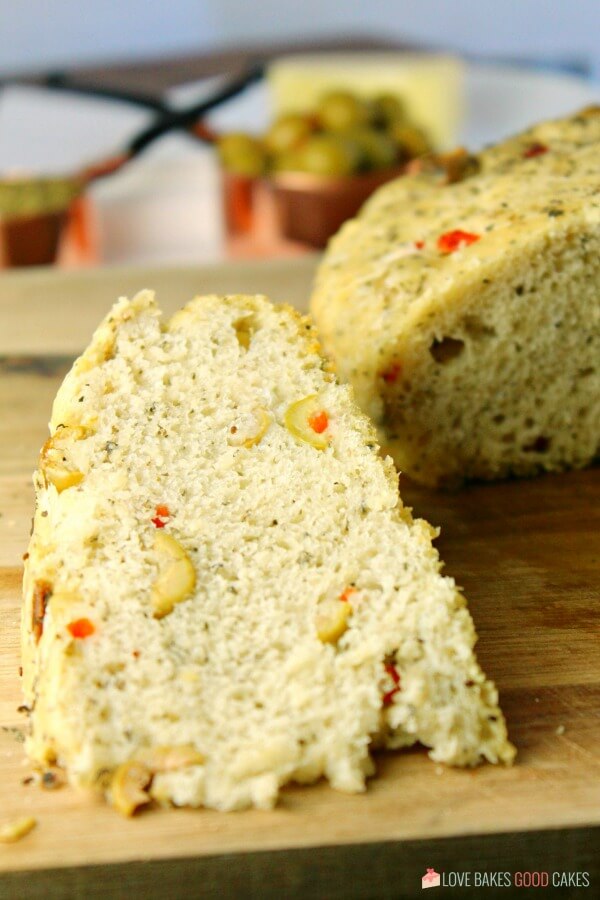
[3,0,600,77]
[1,0,599,268]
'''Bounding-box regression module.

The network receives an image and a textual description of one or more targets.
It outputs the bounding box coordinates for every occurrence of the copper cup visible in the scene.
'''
[0,174,101,269]
[0,209,66,267]
[222,166,404,254]
[270,167,404,247]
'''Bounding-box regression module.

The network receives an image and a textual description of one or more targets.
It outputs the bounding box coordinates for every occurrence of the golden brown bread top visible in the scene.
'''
[311,107,600,410]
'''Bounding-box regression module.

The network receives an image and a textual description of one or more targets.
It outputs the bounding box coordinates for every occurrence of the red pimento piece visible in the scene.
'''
[308,411,328,434]
[381,362,402,384]
[339,587,357,603]
[151,504,171,528]
[67,618,95,639]
[523,142,549,159]
[437,230,480,254]
[414,240,425,250]
[382,662,401,706]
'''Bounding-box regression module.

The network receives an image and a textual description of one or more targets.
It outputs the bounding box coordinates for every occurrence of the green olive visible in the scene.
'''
[291,135,358,177]
[337,135,364,173]
[217,133,267,176]
[389,123,432,160]
[264,114,314,155]
[346,127,398,171]
[317,91,370,132]
[271,149,304,173]
[369,93,406,128]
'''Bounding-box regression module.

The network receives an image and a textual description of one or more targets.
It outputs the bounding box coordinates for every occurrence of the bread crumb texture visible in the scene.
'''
[311,107,600,486]
[22,291,513,813]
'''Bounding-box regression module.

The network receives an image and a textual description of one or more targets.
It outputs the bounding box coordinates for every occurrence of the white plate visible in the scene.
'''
[460,63,599,147]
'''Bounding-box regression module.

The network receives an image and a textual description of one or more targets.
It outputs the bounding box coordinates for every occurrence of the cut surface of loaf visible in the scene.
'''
[22,291,513,813]
[310,107,600,487]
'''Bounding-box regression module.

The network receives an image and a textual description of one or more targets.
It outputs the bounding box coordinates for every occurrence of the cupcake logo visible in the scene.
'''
[422,868,441,889]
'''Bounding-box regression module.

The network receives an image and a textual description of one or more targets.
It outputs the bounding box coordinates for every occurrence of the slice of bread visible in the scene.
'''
[310,107,600,487]
[22,291,513,814]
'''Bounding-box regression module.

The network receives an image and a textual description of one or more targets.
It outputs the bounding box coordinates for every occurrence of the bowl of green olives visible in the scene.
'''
[217,90,432,249]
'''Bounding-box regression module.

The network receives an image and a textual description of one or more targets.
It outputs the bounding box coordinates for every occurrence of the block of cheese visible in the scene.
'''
[22,291,513,814]
[310,107,600,487]
[268,53,464,149]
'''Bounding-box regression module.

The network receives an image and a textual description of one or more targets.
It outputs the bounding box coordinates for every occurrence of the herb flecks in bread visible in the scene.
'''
[22,291,513,813]
[311,107,600,487]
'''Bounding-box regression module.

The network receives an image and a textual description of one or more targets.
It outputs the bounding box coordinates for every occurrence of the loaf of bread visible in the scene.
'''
[310,107,600,487]
[22,291,513,814]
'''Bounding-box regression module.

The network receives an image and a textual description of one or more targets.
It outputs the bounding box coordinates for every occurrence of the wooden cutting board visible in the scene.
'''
[1,260,599,899]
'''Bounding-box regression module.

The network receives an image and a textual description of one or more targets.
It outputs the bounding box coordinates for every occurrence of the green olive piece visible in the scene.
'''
[346,127,398,171]
[390,123,433,160]
[291,135,357,177]
[264,114,314,156]
[217,133,267,177]
[317,90,370,132]
[369,93,406,128]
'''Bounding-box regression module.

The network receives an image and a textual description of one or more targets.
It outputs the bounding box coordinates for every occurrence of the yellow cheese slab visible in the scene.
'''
[267,53,464,149]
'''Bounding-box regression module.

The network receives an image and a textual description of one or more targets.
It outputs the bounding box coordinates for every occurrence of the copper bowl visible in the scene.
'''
[0,208,66,267]
[270,167,404,247]
[222,166,404,253]
[0,181,97,269]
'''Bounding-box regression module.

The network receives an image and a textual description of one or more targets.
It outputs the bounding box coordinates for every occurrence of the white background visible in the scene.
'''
[1,0,600,78]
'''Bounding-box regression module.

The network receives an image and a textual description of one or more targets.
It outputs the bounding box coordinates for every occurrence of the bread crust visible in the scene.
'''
[311,108,600,486]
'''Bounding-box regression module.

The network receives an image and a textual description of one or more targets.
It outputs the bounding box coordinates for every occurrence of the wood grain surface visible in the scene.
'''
[0,260,599,898]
